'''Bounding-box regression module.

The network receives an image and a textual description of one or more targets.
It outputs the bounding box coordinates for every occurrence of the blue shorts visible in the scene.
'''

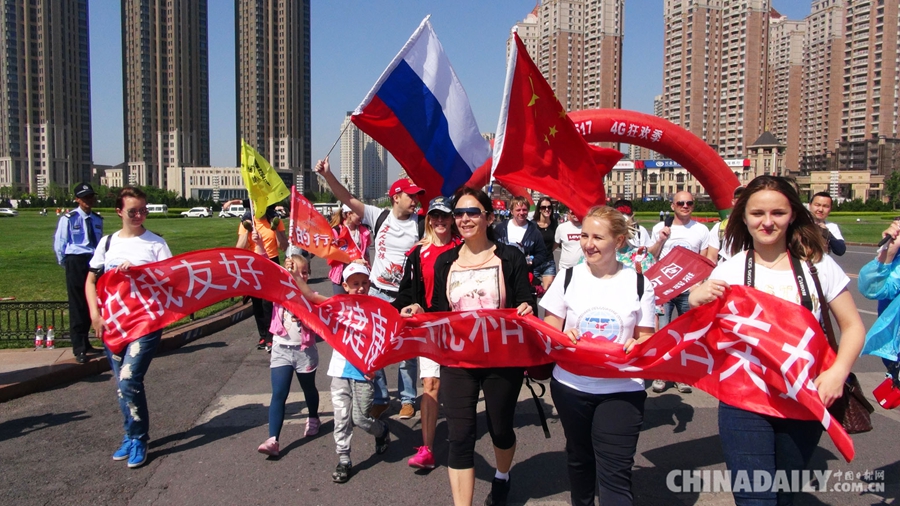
[533,260,557,278]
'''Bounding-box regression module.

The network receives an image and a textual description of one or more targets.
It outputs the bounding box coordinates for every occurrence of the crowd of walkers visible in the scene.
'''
[76,169,897,506]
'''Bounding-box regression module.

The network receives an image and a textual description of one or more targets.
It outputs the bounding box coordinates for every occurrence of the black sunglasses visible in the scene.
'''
[539,205,552,210]
[675,201,694,207]
[453,207,485,218]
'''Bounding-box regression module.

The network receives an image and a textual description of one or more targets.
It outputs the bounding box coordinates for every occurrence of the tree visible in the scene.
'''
[884,171,900,210]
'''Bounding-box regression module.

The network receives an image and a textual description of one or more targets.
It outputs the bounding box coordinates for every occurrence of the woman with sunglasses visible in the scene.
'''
[531,196,558,291]
[85,187,173,469]
[401,187,533,506]
[393,196,461,470]
[689,176,864,506]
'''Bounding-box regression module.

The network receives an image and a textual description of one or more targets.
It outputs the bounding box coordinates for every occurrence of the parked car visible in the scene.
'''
[181,207,212,218]
[0,208,19,217]
[219,204,246,218]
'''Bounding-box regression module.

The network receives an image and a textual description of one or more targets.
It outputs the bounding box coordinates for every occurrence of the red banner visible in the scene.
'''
[288,187,362,263]
[96,248,855,461]
[644,246,716,304]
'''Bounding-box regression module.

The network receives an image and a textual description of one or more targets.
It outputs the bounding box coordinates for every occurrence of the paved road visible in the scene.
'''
[0,250,897,505]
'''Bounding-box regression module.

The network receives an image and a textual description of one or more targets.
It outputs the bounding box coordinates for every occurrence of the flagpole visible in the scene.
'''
[324,120,353,159]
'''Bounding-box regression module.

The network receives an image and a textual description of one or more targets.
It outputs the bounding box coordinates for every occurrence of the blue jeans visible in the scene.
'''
[718,402,823,506]
[105,330,162,442]
[659,292,691,327]
[368,285,417,406]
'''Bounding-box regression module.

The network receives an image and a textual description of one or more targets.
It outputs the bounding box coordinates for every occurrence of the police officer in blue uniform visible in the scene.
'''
[54,183,103,363]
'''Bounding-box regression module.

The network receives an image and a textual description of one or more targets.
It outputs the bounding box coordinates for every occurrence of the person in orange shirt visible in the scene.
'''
[236,203,288,351]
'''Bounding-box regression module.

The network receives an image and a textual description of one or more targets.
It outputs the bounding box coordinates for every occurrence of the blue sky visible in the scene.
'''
[89,0,813,180]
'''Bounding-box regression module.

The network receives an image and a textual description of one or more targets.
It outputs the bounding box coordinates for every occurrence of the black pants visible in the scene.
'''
[550,378,646,506]
[65,254,94,355]
[251,256,280,343]
[440,366,523,469]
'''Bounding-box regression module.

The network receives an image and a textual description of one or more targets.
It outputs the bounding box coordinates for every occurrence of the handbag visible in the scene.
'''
[808,263,875,433]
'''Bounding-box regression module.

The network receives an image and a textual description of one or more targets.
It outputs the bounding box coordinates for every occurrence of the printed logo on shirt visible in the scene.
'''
[566,233,580,241]
[577,307,623,342]
[377,262,404,288]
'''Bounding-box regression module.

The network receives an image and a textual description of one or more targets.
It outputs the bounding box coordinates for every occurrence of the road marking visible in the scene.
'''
[858,309,877,315]
[846,250,876,255]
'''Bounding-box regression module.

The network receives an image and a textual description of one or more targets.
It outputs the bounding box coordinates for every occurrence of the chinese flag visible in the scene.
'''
[490,32,622,218]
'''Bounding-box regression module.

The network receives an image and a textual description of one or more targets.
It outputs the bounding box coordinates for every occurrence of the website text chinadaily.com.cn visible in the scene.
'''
[666,469,886,494]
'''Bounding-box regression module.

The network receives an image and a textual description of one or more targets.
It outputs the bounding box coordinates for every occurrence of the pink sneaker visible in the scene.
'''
[257,437,279,456]
[407,446,435,469]
[304,417,320,437]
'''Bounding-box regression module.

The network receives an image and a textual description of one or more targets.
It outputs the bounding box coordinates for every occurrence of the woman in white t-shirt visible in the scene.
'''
[540,206,656,506]
[689,175,865,506]
[85,187,172,470]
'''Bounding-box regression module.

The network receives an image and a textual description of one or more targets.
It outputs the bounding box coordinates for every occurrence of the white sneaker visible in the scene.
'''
[676,382,693,394]
[651,379,667,393]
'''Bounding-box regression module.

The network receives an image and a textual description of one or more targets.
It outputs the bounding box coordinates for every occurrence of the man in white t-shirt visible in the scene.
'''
[555,209,584,270]
[706,185,745,264]
[648,191,709,394]
[315,156,423,420]
[810,192,846,256]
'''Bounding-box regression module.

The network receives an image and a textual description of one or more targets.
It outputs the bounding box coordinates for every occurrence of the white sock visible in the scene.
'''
[494,470,509,481]
[339,454,351,465]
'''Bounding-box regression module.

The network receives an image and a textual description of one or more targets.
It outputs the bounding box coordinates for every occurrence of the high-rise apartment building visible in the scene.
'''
[767,11,806,172]
[339,113,387,202]
[662,0,770,159]
[836,0,899,173]
[122,0,209,188]
[511,0,623,113]
[0,0,93,196]
[235,0,313,195]
[801,0,845,172]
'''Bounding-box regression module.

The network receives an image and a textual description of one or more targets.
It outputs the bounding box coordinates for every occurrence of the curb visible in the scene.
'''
[0,301,254,403]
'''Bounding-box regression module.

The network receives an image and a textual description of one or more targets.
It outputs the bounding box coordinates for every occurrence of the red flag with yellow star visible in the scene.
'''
[490,32,622,218]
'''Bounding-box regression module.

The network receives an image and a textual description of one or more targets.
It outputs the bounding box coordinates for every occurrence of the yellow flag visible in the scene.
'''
[240,139,291,218]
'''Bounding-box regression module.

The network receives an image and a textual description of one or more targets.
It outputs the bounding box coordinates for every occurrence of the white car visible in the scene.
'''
[181,207,211,218]
[0,208,19,217]
[219,204,246,218]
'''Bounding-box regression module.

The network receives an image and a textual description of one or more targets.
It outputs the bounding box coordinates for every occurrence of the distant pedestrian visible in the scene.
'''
[85,187,173,470]
[53,182,103,363]
[328,204,371,295]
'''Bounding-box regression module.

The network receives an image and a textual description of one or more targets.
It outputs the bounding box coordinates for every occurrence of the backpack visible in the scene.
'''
[374,208,425,240]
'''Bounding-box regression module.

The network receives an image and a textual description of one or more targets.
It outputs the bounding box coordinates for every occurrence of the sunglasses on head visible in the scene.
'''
[675,200,694,207]
[453,207,485,218]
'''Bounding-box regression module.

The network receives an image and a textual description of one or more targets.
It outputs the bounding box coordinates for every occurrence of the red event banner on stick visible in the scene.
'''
[96,248,854,461]
[644,246,716,304]
[288,187,362,264]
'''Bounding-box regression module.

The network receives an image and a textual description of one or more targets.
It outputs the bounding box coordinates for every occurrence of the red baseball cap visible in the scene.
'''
[388,178,425,197]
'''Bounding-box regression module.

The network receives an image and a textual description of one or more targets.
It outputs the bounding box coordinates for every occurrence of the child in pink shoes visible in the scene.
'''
[258,252,321,457]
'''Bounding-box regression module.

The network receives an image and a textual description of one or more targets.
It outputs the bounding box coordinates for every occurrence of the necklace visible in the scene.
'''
[756,251,787,269]
[456,247,495,269]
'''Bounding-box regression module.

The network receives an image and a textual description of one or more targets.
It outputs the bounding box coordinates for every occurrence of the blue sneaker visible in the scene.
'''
[112,437,132,461]
[127,439,147,468]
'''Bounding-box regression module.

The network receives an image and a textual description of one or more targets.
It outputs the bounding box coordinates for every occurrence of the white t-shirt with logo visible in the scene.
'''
[363,204,419,292]
[555,220,584,269]
[89,230,172,272]
[651,219,710,259]
[540,263,656,394]
[709,251,849,320]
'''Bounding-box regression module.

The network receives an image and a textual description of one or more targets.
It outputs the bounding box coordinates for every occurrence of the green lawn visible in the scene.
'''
[0,211,244,301]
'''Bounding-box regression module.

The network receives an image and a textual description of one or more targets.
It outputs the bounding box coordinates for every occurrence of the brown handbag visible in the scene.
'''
[808,263,874,434]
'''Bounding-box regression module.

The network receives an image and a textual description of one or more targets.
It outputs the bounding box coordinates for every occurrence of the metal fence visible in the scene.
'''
[0,301,71,341]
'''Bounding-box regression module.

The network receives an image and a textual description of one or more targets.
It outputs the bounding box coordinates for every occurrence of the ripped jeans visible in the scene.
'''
[104,330,162,442]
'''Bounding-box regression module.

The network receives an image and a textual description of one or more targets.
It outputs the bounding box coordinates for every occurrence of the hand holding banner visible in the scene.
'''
[289,188,362,264]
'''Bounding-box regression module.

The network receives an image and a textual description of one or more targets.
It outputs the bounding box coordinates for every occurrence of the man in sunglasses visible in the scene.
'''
[53,182,104,363]
[648,191,709,394]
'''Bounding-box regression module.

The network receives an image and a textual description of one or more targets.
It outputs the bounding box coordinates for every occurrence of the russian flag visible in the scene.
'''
[351,17,490,200]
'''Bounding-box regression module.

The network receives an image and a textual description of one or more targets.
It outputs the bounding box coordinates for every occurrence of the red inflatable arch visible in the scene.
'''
[568,109,740,216]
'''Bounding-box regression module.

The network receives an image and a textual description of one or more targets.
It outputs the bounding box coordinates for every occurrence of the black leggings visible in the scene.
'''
[440,366,524,469]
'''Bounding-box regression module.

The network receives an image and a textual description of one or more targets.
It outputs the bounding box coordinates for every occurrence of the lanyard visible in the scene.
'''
[744,249,813,312]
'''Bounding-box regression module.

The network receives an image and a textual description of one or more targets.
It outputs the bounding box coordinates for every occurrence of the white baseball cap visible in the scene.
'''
[342,263,370,282]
